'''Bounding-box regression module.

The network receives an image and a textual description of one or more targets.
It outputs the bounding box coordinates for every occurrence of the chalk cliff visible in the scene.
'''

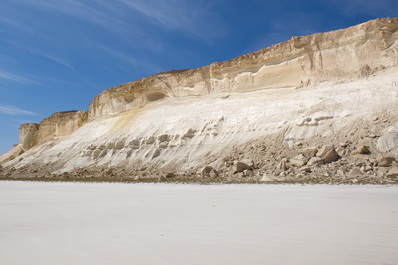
[1,18,398,183]
[88,17,398,119]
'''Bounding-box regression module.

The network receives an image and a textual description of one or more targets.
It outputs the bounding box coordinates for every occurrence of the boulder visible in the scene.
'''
[378,157,397,167]
[335,146,347,157]
[235,161,253,173]
[201,166,219,178]
[298,147,318,159]
[316,146,338,163]
[307,157,324,166]
[387,164,398,177]
[290,154,308,167]
[357,144,370,154]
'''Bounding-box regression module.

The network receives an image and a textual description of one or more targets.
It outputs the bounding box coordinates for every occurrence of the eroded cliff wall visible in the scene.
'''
[1,18,398,183]
[18,110,88,151]
[88,18,398,120]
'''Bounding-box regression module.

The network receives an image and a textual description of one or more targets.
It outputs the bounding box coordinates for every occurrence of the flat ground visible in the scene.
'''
[0,182,397,265]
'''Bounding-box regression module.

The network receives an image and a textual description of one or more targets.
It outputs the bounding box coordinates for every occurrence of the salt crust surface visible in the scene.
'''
[1,182,397,265]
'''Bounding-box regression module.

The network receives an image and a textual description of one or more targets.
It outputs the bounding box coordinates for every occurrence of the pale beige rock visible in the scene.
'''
[19,111,88,152]
[316,146,338,163]
[378,157,397,167]
[387,164,398,177]
[300,166,312,172]
[235,161,252,173]
[307,157,324,166]
[298,147,318,159]
[201,166,213,178]
[335,146,347,157]
[290,155,308,167]
[357,144,370,154]
[201,166,219,178]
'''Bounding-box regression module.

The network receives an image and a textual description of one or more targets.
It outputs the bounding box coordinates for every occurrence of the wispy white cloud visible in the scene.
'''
[19,0,223,42]
[35,52,75,71]
[82,36,162,74]
[0,105,37,115]
[118,0,223,41]
[16,0,140,37]
[0,70,40,85]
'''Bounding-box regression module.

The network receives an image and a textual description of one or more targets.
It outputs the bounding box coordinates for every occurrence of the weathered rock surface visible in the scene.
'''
[290,155,308,167]
[316,146,339,164]
[387,164,398,177]
[1,18,398,184]
[379,157,397,167]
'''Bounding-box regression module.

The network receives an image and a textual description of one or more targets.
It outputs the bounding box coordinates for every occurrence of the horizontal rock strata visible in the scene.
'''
[1,18,398,184]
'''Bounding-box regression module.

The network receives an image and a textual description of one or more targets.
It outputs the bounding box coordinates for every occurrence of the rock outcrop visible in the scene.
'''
[20,110,88,151]
[1,18,398,184]
[87,18,398,120]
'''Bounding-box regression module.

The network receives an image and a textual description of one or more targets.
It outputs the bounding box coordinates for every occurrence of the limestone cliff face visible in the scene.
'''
[2,18,398,180]
[19,111,88,151]
[19,123,39,151]
[88,18,398,120]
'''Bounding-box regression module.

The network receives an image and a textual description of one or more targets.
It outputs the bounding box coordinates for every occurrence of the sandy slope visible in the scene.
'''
[0,182,397,265]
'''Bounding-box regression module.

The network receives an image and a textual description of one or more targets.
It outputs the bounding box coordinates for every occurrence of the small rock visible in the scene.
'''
[235,161,252,173]
[300,166,311,172]
[378,157,397,167]
[307,157,324,166]
[298,147,318,159]
[316,146,338,163]
[290,154,308,167]
[201,166,213,178]
[387,164,398,177]
[357,144,370,154]
[335,146,347,157]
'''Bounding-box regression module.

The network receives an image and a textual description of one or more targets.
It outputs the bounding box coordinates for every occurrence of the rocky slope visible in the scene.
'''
[1,18,398,183]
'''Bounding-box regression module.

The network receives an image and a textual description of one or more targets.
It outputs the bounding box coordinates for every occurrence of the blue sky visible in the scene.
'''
[1,0,397,154]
